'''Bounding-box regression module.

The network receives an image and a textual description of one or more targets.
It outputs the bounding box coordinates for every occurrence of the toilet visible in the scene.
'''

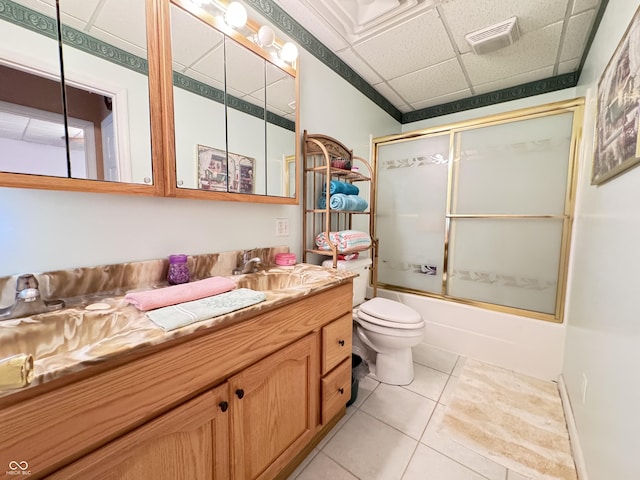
[324,258,425,385]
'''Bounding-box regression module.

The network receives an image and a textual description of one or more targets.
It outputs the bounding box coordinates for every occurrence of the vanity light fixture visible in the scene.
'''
[224,1,248,28]
[280,42,299,63]
[257,25,276,48]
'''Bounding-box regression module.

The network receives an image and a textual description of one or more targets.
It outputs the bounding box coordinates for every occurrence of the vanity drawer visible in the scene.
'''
[322,314,352,374]
[321,358,351,424]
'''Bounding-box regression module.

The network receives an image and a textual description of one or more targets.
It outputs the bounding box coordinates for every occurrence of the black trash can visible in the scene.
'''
[346,354,362,407]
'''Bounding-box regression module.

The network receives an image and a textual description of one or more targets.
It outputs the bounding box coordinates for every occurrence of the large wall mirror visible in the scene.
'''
[0,0,297,202]
[166,0,298,203]
[0,0,161,195]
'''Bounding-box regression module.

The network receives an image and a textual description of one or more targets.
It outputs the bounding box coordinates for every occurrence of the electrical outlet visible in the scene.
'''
[275,218,289,237]
[581,373,588,405]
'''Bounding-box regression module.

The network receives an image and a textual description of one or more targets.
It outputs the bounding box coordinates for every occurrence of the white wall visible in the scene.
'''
[563,1,640,478]
[0,39,399,277]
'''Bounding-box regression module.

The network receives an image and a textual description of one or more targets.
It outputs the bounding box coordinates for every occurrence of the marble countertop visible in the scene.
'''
[0,263,355,398]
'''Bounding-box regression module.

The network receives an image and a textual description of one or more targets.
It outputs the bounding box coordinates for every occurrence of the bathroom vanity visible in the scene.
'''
[0,256,354,480]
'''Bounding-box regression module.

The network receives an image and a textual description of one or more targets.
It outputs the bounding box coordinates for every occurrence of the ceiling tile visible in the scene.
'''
[92,0,147,52]
[373,82,411,108]
[336,48,384,84]
[273,0,349,51]
[170,5,224,68]
[353,9,456,80]
[440,0,569,55]
[462,22,562,86]
[58,0,103,23]
[17,0,55,16]
[388,59,469,104]
[225,41,265,96]
[558,58,580,75]
[474,66,554,95]
[573,0,600,14]
[266,77,296,115]
[560,10,595,62]
[409,89,472,110]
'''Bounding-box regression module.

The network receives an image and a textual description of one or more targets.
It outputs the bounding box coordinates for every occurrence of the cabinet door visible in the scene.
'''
[46,384,230,480]
[229,334,318,480]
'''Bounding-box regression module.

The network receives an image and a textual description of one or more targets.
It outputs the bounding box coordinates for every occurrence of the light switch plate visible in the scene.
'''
[275,218,289,237]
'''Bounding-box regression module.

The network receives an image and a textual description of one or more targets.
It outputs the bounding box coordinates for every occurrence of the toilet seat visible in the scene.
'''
[355,317,425,337]
[358,297,422,325]
[357,310,425,330]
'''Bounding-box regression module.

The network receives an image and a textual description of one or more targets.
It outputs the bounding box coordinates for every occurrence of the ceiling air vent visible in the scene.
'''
[465,17,520,55]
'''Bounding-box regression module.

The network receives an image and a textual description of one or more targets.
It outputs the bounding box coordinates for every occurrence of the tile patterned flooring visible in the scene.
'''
[288,345,537,480]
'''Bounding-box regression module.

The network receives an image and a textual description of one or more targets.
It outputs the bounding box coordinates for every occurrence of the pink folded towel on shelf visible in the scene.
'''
[124,276,237,311]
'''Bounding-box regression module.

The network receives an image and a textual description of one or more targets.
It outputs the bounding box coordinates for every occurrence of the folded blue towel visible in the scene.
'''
[324,193,368,211]
[323,180,359,196]
[146,288,267,331]
[318,195,327,209]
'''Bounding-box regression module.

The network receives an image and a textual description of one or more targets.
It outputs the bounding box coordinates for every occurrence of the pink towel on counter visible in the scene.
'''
[124,276,237,311]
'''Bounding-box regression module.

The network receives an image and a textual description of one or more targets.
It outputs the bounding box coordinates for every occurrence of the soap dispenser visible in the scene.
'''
[167,254,190,285]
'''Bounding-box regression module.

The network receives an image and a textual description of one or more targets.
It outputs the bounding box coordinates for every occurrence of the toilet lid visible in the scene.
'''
[359,297,422,325]
[357,310,425,330]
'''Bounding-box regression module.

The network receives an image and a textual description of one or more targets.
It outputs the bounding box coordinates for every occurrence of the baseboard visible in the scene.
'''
[558,374,588,480]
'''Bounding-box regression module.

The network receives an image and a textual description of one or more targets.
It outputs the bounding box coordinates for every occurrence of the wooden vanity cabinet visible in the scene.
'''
[229,334,318,480]
[1,282,353,480]
[47,383,231,480]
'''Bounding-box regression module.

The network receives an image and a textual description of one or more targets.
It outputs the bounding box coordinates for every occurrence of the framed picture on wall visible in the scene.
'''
[228,152,255,194]
[593,6,640,185]
[197,144,227,191]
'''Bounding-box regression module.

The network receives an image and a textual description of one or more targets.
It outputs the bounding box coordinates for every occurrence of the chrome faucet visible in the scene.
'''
[232,251,262,275]
[0,274,65,321]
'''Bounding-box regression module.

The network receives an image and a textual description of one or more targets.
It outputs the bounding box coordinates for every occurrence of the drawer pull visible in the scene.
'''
[236,389,245,399]
[338,387,344,395]
[219,401,229,412]
[338,339,345,346]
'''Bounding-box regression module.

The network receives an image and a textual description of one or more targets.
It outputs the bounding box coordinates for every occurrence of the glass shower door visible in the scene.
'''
[375,133,449,294]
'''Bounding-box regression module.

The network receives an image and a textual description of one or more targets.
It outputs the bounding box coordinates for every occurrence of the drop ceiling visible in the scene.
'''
[257,0,607,122]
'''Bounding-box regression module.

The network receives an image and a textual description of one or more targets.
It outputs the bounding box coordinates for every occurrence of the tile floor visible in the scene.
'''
[288,344,535,480]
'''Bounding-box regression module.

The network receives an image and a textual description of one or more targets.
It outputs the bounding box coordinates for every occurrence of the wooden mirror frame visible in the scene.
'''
[156,0,300,205]
[0,0,166,198]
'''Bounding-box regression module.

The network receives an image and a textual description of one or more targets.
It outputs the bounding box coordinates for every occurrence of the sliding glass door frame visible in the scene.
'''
[372,98,584,323]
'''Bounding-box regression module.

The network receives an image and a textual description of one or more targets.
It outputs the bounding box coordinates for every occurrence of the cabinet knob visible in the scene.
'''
[235,389,245,399]
[338,387,344,395]
[338,339,345,346]
[219,401,229,412]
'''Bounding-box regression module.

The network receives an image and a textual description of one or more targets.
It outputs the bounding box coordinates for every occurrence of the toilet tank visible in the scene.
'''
[322,258,372,307]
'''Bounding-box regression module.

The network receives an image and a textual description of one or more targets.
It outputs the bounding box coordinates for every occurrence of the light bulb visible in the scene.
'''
[280,42,298,63]
[225,2,247,28]
[257,25,275,48]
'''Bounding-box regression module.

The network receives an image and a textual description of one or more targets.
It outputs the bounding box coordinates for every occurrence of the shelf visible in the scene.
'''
[304,166,371,182]
[305,209,370,214]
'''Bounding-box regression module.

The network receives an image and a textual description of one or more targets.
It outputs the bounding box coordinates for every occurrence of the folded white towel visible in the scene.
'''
[146,288,267,331]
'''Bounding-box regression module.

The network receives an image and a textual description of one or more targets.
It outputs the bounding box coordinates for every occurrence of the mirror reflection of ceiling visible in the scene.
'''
[266,0,606,122]
[17,0,295,125]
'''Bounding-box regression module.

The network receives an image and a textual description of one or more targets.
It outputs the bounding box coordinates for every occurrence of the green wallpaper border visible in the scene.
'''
[2,0,609,126]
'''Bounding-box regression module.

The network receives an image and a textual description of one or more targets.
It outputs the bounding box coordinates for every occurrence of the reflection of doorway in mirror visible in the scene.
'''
[0,100,97,179]
[284,154,296,197]
[197,144,227,191]
[228,153,255,194]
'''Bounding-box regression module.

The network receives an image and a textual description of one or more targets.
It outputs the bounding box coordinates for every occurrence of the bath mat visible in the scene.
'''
[438,358,577,480]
